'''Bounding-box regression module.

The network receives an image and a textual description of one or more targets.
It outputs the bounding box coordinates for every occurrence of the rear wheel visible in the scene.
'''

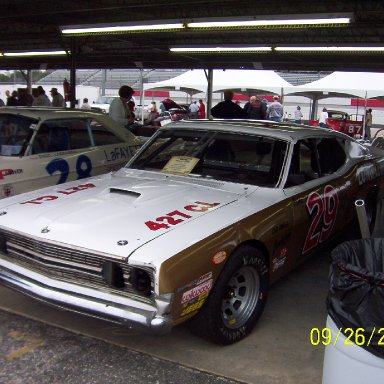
[191,245,269,345]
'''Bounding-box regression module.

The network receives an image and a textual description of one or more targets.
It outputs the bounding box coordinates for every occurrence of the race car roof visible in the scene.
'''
[161,119,353,142]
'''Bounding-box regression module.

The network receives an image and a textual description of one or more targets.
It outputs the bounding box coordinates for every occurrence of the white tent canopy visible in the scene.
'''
[284,71,384,100]
[144,69,292,96]
[143,70,207,95]
[211,70,292,95]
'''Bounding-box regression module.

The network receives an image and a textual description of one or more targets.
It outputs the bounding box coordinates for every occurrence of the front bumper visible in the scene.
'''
[0,259,173,335]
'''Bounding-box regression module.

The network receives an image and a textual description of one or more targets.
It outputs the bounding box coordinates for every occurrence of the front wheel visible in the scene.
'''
[190,245,269,345]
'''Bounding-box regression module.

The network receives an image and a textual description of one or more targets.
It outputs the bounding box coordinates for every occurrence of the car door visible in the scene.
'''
[283,136,352,264]
[3,117,135,197]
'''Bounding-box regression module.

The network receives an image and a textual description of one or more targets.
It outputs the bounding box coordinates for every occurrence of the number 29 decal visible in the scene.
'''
[46,155,93,184]
[303,185,339,253]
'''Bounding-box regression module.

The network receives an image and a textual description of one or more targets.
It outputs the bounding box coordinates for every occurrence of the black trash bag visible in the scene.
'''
[327,238,384,358]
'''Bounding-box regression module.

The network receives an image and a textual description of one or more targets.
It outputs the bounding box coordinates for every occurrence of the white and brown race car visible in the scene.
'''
[0,107,142,198]
[0,120,383,344]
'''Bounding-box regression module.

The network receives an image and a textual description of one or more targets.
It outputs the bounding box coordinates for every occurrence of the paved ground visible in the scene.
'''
[0,311,243,384]
[0,248,332,384]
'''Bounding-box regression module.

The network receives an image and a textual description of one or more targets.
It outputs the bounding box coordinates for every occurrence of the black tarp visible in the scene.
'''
[327,238,384,358]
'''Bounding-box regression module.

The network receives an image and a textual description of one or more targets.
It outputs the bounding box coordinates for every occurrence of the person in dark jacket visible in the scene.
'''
[7,91,19,106]
[211,90,246,119]
[246,96,267,120]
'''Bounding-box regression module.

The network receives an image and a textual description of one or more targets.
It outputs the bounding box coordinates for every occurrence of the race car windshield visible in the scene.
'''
[0,114,37,156]
[129,129,289,187]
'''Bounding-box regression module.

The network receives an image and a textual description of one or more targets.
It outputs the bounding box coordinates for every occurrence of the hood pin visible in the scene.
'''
[117,240,128,246]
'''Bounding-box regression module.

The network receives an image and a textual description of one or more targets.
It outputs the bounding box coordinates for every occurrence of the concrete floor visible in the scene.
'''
[0,249,331,384]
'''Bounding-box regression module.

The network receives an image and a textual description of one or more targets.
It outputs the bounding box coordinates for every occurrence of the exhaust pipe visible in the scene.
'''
[355,199,371,239]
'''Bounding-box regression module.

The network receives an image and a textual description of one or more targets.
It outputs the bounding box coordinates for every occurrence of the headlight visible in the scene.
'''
[129,267,152,296]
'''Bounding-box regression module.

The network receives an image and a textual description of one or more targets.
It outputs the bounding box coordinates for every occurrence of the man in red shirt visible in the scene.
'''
[198,99,206,119]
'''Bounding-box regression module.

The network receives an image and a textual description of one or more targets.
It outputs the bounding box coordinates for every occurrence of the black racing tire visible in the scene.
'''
[190,245,269,345]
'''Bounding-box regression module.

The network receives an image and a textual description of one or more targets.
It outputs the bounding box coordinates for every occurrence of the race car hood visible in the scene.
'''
[0,169,256,259]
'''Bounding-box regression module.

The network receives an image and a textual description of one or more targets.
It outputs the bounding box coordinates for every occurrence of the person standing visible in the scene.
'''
[365,108,373,141]
[294,106,303,124]
[319,107,328,128]
[63,78,70,102]
[148,101,158,121]
[32,86,51,106]
[266,96,283,122]
[18,88,34,106]
[211,90,246,119]
[246,96,267,120]
[6,91,19,106]
[50,88,66,107]
[198,99,206,119]
[81,98,91,110]
[189,101,199,118]
[109,85,134,127]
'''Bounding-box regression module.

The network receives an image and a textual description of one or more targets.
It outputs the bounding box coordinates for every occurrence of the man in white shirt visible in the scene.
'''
[319,107,328,128]
[189,101,199,119]
[109,85,134,127]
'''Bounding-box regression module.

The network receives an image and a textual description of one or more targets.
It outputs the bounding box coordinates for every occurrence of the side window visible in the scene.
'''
[286,139,319,187]
[33,119,92,154]
[0,116,34,156]
[316,138,346,174]
[90,120,123,146]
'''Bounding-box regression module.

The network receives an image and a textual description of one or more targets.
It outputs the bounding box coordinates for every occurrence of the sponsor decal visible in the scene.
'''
[1,184,14,198]
[272,248,287,272]
[356,164,379,186]
[212,250,227,265]
[20,183,96,205]
[0,168,23,180]
[176,271,213,293]
[180,292,208,317]
[181,279,213,304]
[145,202,221,231]
[196,271,212,285]
[104,146,131,162]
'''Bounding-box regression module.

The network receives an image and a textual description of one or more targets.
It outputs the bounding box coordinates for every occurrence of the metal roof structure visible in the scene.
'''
[1,1,384,72]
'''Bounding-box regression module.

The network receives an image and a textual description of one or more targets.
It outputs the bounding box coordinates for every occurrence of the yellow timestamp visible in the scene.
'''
[310,327,384,347]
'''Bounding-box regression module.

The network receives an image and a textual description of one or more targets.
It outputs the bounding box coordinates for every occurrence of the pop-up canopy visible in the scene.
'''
[144,69,292,96]
[285,71,384,100]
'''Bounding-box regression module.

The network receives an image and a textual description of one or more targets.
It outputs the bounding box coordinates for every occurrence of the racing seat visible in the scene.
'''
[204,140,235,162]
[47,127,71,152]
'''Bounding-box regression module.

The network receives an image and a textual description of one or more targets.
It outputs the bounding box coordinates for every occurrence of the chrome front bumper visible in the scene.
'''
[0,259,173,335]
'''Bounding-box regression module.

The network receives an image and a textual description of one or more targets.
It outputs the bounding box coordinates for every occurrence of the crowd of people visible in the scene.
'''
[1,82,374,141]
[0,86,66,107]
[210,90,286,121]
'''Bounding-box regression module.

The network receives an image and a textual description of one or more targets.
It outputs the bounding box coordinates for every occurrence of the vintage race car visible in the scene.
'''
[0,120,383,345]
[310,110,364,137]
[0,107,142,198]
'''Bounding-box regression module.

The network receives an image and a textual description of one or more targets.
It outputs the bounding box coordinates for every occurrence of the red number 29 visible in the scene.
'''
[303,185,339,253]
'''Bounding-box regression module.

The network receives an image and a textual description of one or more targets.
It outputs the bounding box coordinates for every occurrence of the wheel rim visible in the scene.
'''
[221,266,260,329]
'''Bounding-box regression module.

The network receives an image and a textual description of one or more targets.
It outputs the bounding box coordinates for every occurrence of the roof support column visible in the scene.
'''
[310,95,319,121]
[205,69,213,119]
[69,37,77,108]
[101,69,107,96]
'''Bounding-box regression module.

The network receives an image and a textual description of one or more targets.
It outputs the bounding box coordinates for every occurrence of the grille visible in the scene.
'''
[0,229,154,305]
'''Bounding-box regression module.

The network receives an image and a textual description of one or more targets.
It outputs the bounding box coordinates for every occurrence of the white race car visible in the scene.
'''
[0,120,383,344]
[0,107,142,198]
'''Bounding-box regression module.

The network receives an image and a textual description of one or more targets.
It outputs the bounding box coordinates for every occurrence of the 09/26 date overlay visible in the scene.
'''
[310,327,384,347]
